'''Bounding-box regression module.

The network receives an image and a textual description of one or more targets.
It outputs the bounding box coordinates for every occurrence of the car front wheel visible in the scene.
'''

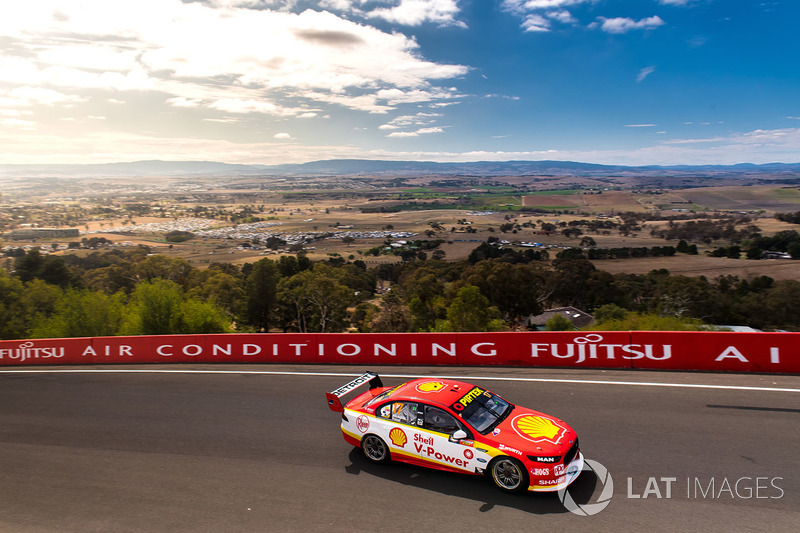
[361,434,391,464]
[490,457,528,493]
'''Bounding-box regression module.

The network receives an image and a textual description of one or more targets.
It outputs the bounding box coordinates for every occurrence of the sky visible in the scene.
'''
[0,0,798,166]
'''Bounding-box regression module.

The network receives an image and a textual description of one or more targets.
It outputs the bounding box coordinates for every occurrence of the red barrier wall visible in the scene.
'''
[0,332,797,373]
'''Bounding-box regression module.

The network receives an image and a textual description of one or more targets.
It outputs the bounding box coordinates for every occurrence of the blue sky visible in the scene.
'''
[0,0,798,165]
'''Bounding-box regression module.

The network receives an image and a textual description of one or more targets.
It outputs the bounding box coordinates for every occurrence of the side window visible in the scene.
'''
[423,405,461,435]
[378,404,392,419]
[390,402,422,426]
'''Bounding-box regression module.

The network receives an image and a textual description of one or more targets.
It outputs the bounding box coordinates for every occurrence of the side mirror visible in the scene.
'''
[450,429,467,442]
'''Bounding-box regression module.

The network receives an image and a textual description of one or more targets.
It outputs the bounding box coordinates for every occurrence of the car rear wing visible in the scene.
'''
[325,371,384,412]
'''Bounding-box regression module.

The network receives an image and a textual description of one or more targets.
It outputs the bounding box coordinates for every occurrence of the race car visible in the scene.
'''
[326,371,583,493]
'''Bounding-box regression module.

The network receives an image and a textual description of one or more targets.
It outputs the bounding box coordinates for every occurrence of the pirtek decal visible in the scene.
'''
[452,386,485,411]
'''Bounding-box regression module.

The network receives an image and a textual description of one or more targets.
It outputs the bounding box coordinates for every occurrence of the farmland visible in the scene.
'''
[2,172,800,281]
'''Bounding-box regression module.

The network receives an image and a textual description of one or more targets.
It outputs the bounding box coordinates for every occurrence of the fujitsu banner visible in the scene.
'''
[0,332,797,373]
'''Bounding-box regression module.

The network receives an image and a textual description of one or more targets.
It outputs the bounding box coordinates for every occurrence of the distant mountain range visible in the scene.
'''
[2,158,800,178]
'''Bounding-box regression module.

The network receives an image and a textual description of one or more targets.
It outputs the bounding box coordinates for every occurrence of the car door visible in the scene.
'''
[374,401,423,463]
[413,404,478,473]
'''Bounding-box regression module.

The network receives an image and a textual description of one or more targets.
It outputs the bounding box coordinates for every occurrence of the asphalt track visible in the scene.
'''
[1,365,798,533]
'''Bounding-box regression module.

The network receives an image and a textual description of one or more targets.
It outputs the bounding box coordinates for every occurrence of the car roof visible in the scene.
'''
[384,378,480,408]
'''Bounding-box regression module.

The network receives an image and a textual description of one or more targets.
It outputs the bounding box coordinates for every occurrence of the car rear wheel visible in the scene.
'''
[490,457,528,493]
[361,434,391,464]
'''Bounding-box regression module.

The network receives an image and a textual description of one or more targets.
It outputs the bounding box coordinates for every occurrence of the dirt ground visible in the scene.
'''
[590,255,800,281]
[8,191,800,281]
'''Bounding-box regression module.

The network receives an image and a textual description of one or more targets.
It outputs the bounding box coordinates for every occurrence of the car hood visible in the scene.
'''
[482,407,578,458]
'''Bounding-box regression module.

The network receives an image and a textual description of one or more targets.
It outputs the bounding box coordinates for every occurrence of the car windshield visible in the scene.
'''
[457,389,512,434]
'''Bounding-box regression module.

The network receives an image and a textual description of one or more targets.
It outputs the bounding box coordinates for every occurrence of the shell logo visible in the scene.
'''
[416,381,446,393]
[389,427,408,448]
[512,415,567,445]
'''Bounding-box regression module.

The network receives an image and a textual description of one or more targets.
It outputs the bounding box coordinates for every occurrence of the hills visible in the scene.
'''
[2,159,800,179]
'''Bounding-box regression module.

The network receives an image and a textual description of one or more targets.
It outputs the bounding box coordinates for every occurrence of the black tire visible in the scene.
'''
[489,456,529,493]
[361,434,391,464]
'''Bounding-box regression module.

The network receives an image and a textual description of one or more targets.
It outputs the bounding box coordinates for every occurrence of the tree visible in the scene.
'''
[370,292,410,332]
[120,279,184,335]
[562,227,583,239]
[244,258,279,332]
[265,236,286,249]
[31,288,126,338]
[441,285,505,332]
[14,249,44,283]
[120,279,230,335]
[544,314,574,331]
[0,269,29,339]
[133,255,193,286]
[186,269,245,321]
[179,299,233,334]
[585,311,710,331]
[400,266,447,331]
[276,265,355,333]
[276,254,311,278]
[739,280,800,331]
[789,242,800,259]
[459,260,548,322]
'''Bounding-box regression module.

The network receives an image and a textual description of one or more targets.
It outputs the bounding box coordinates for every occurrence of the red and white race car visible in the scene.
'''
[326,372,583,493]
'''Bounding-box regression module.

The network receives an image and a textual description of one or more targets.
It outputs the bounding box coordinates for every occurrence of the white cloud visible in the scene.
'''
[522,14,552,32]
[626,124,657,128]
[596,16,665,34]
[379,112,442,131]
[547,10,577,24]
[319,0,354,10]
[503,0,586,13]
[501,0,589,32]
[366,0,466,28]
[0,0,468,126]
[637,66,655,83]
[2,126,800,167]
[209,98,310,116]
[387,127,444,137]
[657,0,690,6]
[0,118,36,130]
[9,86,83,106]
[273,132,293,139]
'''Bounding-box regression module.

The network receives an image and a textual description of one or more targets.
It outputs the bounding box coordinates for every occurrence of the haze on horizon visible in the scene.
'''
[1,0,798,167]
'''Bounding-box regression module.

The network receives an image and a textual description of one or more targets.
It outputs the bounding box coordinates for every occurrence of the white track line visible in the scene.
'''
[1,368,799,393]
